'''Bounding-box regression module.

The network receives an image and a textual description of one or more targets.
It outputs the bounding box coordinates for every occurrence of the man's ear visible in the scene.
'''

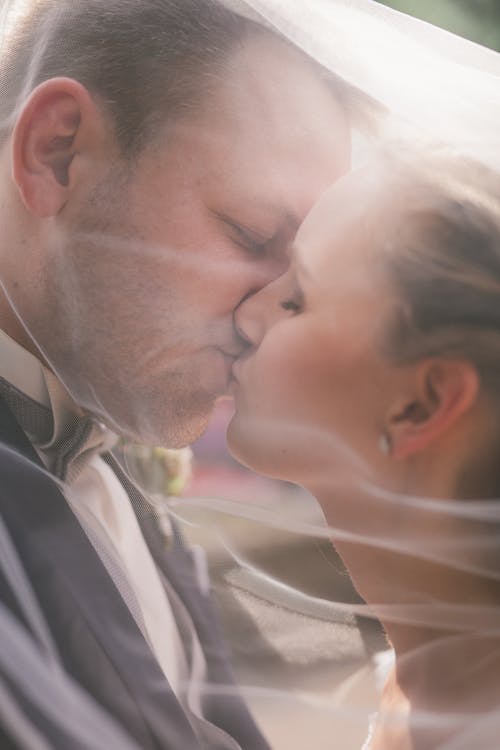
[387,360,480,460]
[12,77,107,217]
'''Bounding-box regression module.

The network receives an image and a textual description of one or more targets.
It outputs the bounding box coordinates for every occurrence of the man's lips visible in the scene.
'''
[217,342,250,389]
[219,345,245,359]
[216,349,242,392]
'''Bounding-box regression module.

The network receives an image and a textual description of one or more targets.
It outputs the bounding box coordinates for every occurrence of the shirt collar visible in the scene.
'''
[0,328,117,478]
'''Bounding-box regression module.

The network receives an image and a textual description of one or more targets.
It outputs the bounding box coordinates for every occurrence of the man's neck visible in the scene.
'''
[0,285,44,360]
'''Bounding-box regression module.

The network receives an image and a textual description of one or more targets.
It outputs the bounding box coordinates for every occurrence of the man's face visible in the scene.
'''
[33,35,351,446]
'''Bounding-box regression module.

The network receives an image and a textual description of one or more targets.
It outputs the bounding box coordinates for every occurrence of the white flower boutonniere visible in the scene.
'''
[117,440,193,499]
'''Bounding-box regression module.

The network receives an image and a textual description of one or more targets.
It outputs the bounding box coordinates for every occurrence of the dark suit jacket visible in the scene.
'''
[0,396,270,750]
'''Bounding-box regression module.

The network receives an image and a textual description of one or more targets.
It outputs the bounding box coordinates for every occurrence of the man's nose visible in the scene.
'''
[248,236,293,294]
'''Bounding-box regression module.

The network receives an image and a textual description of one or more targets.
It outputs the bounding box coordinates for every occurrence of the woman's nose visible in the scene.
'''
[234,276,286,348]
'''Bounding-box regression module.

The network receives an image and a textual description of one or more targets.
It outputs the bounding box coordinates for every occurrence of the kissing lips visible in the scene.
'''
[231,351,253,384]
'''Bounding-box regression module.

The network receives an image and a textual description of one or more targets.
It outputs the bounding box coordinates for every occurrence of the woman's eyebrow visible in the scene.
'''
[290,243,313,282]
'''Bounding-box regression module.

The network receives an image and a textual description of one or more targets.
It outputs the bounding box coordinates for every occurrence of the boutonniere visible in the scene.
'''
[117,440,193,499]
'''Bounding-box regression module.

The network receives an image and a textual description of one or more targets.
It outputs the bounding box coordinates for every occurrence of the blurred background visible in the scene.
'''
[175,3,500,747]
[376,0,500,51]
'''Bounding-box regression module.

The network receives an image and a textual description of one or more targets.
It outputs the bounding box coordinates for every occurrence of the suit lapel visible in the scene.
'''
[0,393,43,467]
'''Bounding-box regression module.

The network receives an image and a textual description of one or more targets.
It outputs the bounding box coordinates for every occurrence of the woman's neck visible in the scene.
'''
[313,481,500,747]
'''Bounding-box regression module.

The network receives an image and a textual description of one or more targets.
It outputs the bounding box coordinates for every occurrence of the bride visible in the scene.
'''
[227,147,500,749]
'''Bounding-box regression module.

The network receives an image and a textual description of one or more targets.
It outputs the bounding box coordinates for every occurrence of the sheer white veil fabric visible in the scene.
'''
[224,0,500,169]
[0,1,499,749]
[214,2,500,748]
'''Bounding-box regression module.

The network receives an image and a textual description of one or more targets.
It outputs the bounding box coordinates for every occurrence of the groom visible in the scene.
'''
[0,0,352,747]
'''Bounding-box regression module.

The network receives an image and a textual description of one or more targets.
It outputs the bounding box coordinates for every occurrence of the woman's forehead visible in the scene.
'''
[296,164,390,250]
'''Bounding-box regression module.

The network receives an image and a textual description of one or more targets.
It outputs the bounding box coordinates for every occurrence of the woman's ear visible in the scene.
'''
[386,360,480,460]
[12,77,107,217]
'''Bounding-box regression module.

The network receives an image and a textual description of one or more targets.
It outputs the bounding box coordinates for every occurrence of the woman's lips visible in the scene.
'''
[231,359,240,382]
[231,355,248,383]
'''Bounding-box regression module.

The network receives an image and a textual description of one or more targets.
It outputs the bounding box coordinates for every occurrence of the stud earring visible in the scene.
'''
[378,433,392,456]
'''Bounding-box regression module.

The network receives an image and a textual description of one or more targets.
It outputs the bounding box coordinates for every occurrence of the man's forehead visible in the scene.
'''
[159,35,351,224]
[168,32,350,157]
[219,35,348,130]
[168,108,348,222]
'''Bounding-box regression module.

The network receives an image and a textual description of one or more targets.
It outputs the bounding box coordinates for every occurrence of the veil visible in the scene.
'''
[223,0,500,168]
[0,1,499,749]
[181,3,500,749]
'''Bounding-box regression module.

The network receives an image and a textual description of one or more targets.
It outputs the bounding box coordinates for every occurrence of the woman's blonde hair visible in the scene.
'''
[379,149,500,395]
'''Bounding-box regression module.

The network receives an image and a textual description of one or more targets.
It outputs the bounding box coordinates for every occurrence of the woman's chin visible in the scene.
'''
[226,414,302,482]
[226,416,267,472]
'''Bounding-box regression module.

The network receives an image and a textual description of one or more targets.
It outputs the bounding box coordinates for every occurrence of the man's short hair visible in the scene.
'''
[0,0,258,154]
[0,0,380,156]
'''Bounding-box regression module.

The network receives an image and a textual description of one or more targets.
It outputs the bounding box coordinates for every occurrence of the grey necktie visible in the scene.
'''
[0,376,108,482]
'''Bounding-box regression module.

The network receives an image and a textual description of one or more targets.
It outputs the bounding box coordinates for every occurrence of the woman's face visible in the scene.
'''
[227,168,400,486]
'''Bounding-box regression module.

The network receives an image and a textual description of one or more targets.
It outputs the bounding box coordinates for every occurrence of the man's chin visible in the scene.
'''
[86,382,219,448]
[130,402,215,449]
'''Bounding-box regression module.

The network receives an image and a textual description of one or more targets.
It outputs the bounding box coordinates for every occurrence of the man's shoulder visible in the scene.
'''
[0,438,57,509]
[0,392,50,484]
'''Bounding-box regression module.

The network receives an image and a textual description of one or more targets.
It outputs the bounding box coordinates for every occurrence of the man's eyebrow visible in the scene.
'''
[247,201,298,224]
[282,208,301,228]
[247,200,302,232]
